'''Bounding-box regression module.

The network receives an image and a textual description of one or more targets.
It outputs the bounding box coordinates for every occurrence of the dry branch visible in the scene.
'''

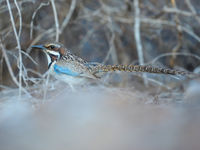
[50,0,59,42]
[6,0,23,98]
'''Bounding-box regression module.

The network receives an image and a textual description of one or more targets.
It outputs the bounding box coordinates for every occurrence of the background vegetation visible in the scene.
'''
[1,0,200,88]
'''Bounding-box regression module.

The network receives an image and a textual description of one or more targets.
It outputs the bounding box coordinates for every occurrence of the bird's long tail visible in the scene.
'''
[92,64,196,77]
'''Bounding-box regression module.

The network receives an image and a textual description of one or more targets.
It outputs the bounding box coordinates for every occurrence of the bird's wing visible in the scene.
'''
[84,62,102,69]
[54,64,80,77]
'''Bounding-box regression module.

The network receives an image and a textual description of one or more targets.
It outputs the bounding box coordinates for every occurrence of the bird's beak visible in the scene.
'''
[31,45,46,50]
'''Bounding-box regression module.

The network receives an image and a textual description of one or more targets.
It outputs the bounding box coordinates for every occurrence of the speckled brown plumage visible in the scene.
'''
[91,64,194,76]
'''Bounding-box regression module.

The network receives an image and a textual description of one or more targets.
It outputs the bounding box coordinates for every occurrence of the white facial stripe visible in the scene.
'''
[46,50,60,56]
[45,52,52,66]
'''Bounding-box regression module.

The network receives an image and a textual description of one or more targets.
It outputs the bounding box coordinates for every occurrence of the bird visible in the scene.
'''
[32,43,197,89]
[32,43,99,89]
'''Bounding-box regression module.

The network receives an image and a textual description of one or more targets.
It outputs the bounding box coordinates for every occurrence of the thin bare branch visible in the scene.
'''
[185,0,200,23]
[60,0,77,33]
[169,0,182,67]
[30,1,50,39]
[6,0,23,98]
[141,18,200,42]
[163,7,197,17]
[103,32,117,64]
[50,0,59,42]
[133,0,148,85]
[0,40,30,97]
[14,0,22,38]
[150,52,200,64]
[134,0,144,65]
[21,51,38,65]
[103,18,118,64]
[185,0,198,15]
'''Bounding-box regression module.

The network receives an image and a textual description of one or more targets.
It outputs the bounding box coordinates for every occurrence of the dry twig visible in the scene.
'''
[60,0,77,33]
[30,1,50,39]
[133,0,148,85]
[0,40,30,97]
[50,0,59,42]
[6,0,23,98]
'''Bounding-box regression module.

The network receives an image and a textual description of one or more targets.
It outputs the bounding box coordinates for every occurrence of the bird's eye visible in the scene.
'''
[49,45,55,49]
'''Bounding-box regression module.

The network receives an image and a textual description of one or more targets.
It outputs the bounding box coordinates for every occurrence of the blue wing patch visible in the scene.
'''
[54,64,80,77]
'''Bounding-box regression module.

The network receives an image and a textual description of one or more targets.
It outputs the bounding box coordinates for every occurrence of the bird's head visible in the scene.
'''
[32,43,66,67]
[32,43,65,60]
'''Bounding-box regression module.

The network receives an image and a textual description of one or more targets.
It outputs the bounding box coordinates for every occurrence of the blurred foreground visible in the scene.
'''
[0,79,200,150]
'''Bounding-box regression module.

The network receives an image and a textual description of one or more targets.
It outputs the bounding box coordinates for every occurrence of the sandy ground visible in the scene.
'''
[0,79,200,150]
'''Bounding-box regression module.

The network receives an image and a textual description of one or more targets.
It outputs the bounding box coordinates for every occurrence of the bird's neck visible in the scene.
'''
[45,52,51,65]
[45,52,57,69]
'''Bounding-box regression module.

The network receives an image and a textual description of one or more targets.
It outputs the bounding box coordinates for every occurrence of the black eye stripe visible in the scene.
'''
[50,45,55,49]
[49,54,58,57]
